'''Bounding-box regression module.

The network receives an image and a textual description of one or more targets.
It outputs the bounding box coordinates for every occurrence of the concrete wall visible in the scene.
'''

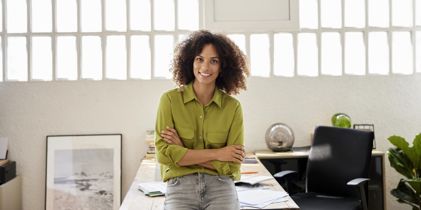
[1,75,420,210]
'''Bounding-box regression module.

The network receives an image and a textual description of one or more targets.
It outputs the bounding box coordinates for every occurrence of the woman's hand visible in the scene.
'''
[215,145,245,163]
[160,127,184,147]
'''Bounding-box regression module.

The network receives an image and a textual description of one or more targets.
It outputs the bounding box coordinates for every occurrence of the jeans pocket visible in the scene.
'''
[167,177,180,187]
[217,175,232,183]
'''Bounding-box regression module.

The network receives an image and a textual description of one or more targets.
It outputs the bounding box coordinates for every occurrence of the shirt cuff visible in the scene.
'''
[166,145,188,165]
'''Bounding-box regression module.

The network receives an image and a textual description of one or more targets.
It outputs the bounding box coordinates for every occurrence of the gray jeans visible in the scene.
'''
[164,173,240,210]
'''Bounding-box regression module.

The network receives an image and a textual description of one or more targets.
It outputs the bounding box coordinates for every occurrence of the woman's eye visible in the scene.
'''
[195,57,203,62]
[210,59,219,64]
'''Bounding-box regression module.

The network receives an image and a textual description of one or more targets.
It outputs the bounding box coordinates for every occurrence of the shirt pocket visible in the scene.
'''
[178,127,195,149]
[207,132,228,149]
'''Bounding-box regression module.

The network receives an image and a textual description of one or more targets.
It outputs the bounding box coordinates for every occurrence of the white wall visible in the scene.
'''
[0,75,420,210]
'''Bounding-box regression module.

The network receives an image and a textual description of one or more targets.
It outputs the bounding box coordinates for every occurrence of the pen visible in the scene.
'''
[241,171,258,174]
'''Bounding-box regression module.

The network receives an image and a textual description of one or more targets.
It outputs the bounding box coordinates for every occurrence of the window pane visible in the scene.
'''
[274,33,294,77]
[7,0,27,33]
[106,0,127,31]
[7,37,27,81]
[81,36,102,80]
[154,0,175,30]
[369,0,389,27]
[250,34,270,77]
[344,0,365,28]
[321,32,342,76]
[0,39,2,81]
[56,0,77,32]
[177,0,199,30]
[131,35,151,79]
[130,0,151,31]
[369,32,389,75]
[417,0,421,26]
[106,36,127,79]
[0,3,2,32]
[154,35,173,78]
[392,0,413,27]
[297,33,318,76]
[392,32,413,74]
[227,34,246,55]
[320,0,341,28]
[345,32,365,75]
[57,36,77,80]
[32,0,52,32]
[299,0,318,29]
[81,0,102,32]
[32,37,52,80]
[417,32,421,73]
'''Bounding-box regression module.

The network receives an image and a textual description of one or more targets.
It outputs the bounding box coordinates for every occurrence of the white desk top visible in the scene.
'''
[255,149,384,159]
[120,155,299,210]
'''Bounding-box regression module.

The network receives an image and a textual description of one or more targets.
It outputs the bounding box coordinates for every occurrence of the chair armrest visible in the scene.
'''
[347,178,370,210]
[347,178,369,186]
[273,170,298,179]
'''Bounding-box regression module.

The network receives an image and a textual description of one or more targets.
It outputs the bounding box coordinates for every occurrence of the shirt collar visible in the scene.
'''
[182,83,222,108]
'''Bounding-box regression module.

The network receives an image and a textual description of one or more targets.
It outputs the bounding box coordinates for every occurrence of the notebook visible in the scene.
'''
[138,181,166,197]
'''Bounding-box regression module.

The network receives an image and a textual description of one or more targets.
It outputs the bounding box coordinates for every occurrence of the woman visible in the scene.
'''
[155,30,249,210]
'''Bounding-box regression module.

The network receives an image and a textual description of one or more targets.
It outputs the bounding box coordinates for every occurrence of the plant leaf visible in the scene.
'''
[391,179,421,207]
[389,135,418,173]
[388,148,414,178]
[407,178,421,196]
[413,134,421,170]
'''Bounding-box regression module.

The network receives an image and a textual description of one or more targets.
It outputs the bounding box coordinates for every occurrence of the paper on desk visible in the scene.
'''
[0,137,8,159]
[238,189,289,208]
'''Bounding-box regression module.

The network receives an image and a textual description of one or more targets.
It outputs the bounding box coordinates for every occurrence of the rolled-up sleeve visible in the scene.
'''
[210,103,244,180]
[155,94,188,167]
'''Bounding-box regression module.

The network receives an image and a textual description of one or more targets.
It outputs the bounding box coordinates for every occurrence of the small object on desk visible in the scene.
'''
[138,181,166,197]
[241,171,258,174]
[235,175,273,186]
[242,156,258,164]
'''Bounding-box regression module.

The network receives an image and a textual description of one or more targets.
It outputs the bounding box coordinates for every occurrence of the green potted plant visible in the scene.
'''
[387,134,421,210]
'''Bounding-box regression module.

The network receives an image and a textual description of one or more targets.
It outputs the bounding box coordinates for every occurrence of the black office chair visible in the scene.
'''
[274,126,374,210]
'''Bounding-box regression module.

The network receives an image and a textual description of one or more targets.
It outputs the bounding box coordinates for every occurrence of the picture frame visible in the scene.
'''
[353,124,376,149]
[45,134,122,210]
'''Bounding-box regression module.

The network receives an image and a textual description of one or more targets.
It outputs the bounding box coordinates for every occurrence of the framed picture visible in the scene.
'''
[45,134,122,210]
[353,124,376,149]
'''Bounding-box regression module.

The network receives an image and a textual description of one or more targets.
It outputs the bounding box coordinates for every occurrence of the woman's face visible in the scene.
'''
[193,44,221,86]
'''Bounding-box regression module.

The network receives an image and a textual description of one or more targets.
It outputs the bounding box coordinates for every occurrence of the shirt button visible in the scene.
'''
[199,136,202,139]
[199,115,202,118]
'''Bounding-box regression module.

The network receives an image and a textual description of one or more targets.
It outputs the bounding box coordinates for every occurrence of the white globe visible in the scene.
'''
[265,123,295,152]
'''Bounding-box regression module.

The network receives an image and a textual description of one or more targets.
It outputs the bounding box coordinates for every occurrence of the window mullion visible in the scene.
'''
[126,0,131,79]
[269,32,274,77]
[76,0,81,80]
[27,0,32,81]
[51,0,57,80]
[150,0,155,78]
[101,0,106,80]
[2,0,7,81]
[317,0,321,76]
[389,0,392,74]
[341,0,345,75]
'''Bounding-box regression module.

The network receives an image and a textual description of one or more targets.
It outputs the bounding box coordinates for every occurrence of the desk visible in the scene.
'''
[120,155,299,210]
[255,150,385,210]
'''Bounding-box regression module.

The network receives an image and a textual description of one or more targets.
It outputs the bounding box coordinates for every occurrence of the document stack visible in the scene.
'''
[238,189,289,208]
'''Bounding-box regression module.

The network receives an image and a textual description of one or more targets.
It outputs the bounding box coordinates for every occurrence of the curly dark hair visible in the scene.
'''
[172,30,249,95]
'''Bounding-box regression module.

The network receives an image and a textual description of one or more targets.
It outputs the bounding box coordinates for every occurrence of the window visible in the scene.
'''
[1,0,420,82]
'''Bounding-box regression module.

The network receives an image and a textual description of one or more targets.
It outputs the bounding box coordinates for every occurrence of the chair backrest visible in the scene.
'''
[306,126,374,197]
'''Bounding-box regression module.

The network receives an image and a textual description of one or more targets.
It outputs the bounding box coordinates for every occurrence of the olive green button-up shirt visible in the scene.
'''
[155,83,244,182]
